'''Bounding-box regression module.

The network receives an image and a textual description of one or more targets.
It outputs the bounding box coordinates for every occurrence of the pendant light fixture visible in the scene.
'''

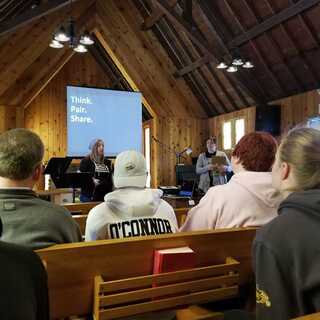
[49,0,94,53]
[216,48,254,72]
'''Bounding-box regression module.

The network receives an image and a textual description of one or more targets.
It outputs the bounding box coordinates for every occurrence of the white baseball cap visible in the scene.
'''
[113,150,147,188]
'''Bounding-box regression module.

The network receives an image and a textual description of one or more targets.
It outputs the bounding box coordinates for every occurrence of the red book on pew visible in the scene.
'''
[153,246,196,275]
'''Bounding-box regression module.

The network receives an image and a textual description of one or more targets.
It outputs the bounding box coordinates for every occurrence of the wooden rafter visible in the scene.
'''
[0,0,83,37]
[141,0,177,30]
[225,0,287,98]
[137,0,214,116]
[228,0,320,48]
[196,0,266,104]
[169,21,230,113]
[193,1,252,107]
[181,0,193,26]
[160,18,220,115]
[264,0,320,85]
[169,18,236,112]
[153,0,264,105]
[173,55,210,77]
[242,0,304,92]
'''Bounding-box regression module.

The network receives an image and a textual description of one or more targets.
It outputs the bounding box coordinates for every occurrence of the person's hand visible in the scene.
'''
[218,165,227,174]
[207,164,217,171]
[93,178,100,186]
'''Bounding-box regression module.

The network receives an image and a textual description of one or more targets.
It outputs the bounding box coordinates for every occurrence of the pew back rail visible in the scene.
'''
[37,228,256,319]
[94,257,239,319]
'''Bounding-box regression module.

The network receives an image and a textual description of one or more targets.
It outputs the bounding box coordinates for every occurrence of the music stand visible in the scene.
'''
[44,157,72,188]
[65,172,93,203]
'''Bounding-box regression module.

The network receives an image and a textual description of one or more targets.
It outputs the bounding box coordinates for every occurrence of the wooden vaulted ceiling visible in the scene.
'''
[0,0,319,118]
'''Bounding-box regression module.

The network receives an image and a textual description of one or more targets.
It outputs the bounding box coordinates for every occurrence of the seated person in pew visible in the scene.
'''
[0,129,82,249]
[0,218,49,320]
[85,150,178,240]
[254,127,320,319]
[180,132,282,231]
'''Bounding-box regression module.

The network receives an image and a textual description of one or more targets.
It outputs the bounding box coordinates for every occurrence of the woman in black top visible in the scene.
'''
[79,139,113,202]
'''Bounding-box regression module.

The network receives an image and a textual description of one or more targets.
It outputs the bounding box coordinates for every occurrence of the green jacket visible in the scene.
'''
[0,189,82,249]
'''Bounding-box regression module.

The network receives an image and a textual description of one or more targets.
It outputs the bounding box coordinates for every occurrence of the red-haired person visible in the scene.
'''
[180,132,283,231]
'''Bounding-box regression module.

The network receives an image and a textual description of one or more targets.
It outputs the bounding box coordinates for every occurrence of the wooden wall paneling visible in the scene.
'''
[207,107,256,149]
[0,106,25,133]
[207,89,320,151]
[271,89,320,132]
[96,0,205,118]
[153,116,208,186]
[24,53,114,162]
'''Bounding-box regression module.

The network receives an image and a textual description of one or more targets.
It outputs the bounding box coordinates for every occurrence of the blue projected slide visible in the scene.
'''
[67,86,142,157]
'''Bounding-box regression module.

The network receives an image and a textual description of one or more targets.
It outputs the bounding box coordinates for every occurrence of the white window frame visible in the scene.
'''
[222,117,245,151]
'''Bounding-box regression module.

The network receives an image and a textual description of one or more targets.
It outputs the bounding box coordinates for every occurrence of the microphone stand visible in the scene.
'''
[151,136,186,165]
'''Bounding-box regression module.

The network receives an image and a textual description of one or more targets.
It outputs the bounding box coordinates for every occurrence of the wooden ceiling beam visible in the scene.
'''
[181,0,193,26]
[196,0,266,104]
[157,18,219,116]
[141,0,178,30]
[168,20,230,113]
[153,0,215,59]
[174,55,211,77]
[228,0,320,48]
[242,0,304,92]
[0,0,83,37]
[168,19,235,113]
[288,0,320,47]
[264,0,320,85]
[226,0,287,98]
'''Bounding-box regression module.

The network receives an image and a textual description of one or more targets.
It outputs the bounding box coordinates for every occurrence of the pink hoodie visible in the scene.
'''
[180,171,282,231]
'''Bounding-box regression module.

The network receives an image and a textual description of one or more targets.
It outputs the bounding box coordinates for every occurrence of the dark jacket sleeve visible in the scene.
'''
[34,256,50,320]
[80,157,94,174]
[254,239,293,320]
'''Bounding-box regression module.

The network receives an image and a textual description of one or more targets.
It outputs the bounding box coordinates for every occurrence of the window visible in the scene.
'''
[222,118,245,150]
[143,124,151,187]
[235,118,245,144]
[223,121,232,150]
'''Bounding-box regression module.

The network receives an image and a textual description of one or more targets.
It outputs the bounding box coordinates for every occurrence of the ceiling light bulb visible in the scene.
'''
[227,65,238,73]
[49,40,64,49]
[216,62,228,69]
[74,44,88,53]
[80,34,94,45]
[232,58,243,66]
[242,61,254,68]
[54,27,70,42]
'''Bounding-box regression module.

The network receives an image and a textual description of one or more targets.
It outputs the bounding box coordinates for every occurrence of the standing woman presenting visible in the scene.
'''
[79,139,113,202]
[196,136,231,194]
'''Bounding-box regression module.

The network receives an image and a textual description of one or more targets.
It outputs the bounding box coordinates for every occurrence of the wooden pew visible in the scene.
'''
[72,214,87,235]
[292,313,320,319]
[63,201,101,215]
[37,228,256,319]
[64,202,189,224]
[72,207,189,237]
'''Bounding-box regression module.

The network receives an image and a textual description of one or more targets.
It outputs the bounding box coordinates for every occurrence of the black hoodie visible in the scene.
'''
[253,189,320,320]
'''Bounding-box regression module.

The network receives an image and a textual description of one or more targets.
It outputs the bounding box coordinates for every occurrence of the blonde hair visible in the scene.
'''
[90,139,104,163]
[278,127,320,190]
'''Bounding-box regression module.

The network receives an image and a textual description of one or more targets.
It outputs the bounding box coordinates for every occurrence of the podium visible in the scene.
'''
[176,165,196,186]
[175,165,197,197]
[44,158,93,202]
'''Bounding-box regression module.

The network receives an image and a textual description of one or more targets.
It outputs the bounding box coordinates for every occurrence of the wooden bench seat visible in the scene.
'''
[36,228,256,319]
[63,201,101,215]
